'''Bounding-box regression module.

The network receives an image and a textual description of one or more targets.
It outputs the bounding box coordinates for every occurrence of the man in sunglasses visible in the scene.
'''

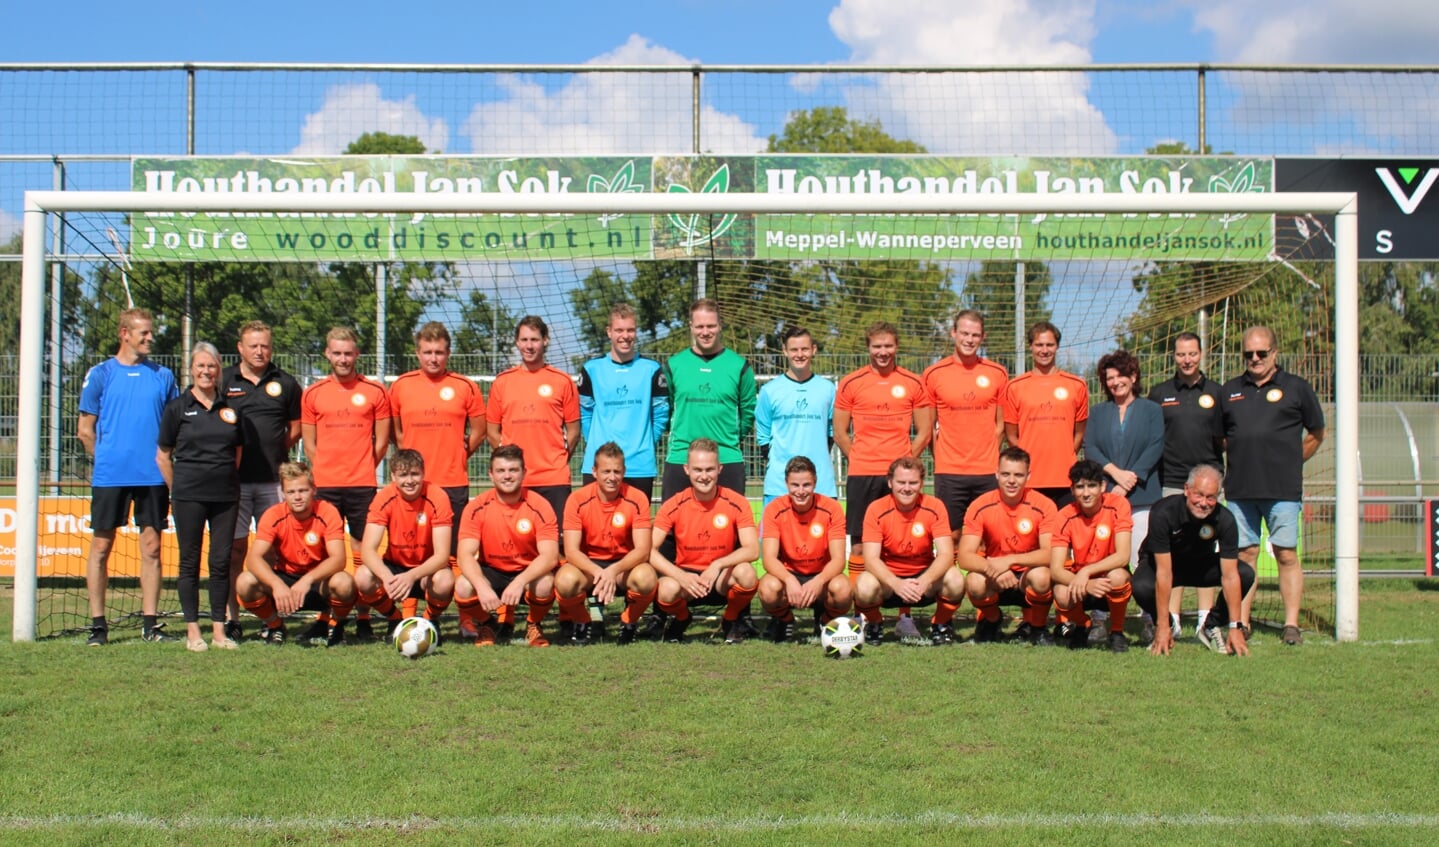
[1219,326,1325,645]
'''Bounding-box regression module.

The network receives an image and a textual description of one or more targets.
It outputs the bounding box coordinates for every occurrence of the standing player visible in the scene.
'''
[650,439,760,644]
[851,457,961,645]
[236,462,355,646]
[554,442,656,645]
[1221,326,1325,644]
[1002,321,1088,508]
[355,449,454,642]
[957,447,1058,644]
[453,445,560,647]
[78,308,179,645]
[923,310,1008,543]
[833,321,933,639]
[755,326,837,507]
[223,320,302,642]
[757,456,851,642]
[1049,460,1134,653]
[661,299,756,502]
[1147,332,1225,636]
[301,327,391,640]
[577,303,669,502]
[486,316,581,532]
[389,322,486,629]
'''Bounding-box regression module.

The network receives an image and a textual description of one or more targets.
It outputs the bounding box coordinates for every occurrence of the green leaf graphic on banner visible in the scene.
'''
[665,164,737,252]
[589,159,645,226]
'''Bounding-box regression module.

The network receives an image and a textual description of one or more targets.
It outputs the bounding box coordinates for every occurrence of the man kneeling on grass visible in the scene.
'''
[649,438,760,644]
[356,449,455,643]
[1049,460,1134,653]
[237,461,354,646]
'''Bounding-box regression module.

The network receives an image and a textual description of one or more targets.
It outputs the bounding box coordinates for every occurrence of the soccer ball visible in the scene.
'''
[820,616,865,659]
[393,616,439,659]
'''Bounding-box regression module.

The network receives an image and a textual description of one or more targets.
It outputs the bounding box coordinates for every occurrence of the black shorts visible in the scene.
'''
[1035,486,1074,510]
[316,486,376,541]
[276,570,332,613]
[527,485,571,535]
[478,563,536,598]
[845,475,892,540]
[782,571,832,612]
[91,485,169,532]
[878,573,941,609]
[380,561,430,601]
[583,474,655,504]
[442,486,470,556]
[934,474,996,529]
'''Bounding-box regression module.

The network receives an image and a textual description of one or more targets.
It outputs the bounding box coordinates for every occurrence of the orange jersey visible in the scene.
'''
[486,364,580,488]
[563,481,652,562]
[654,487,755,573]
[1052,493,1133,570]
[254,499,345,576]
[1001,370,1089,488]
[301,373,391,488]
[835,365,932,476]
[388,370,485,488]
[762,493,846,576]
[961,488,1058,566]
[923,355,1008,475]
[861,493,951,578]
[457,488,558,574]
[365,481,454,569]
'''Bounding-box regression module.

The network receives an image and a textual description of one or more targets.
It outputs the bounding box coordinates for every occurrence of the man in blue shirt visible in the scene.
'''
[577,303,669,503]
[77,308,179,646]
[756,326,836,508]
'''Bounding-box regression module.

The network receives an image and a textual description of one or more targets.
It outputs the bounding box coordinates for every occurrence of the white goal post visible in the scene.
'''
[14,188,1360,642]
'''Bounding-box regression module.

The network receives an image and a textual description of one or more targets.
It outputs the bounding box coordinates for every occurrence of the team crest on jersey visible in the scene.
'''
[439,386,456,402]
[713,514,729,529]
[1017,518,1034,535]
[304,531,320,547]
[1198,394,1215,409]
[1096,525,1112,540]
[1199,525,1215,541]
[351,392,367,407]
[219,408,237,424]
[537,383,554,398]
[891,385,907,399]
[809,522,824,538]
[516,518,533,535]
[976,375,991,388]
[265,382,282,397]
[910,521,925,537]
[1054,387,1069,400]
[1266,388,1284,403]
[416,513,428,526]
[611,513,628,528]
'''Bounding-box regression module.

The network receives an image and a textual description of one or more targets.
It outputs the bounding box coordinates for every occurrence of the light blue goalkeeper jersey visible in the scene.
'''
[755,372,837,498]
[577,354,670,477]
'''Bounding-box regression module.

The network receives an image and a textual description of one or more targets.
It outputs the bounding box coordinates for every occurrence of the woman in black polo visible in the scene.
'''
[157,342,244,652]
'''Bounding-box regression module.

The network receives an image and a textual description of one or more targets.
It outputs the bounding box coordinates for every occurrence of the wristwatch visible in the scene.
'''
[1227,621,1241,630]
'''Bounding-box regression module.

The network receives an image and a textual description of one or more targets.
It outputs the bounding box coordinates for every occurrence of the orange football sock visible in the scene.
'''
[358,586,397,618]
[241,594,278,625]
[496,604,516,625]
[524,589,554,625]
[401,597,419,619]
[972,594,1001,623]
[1108,583,1132,633]
[822,601,849,622]
[557,594,588,624]
[328,596,354,623]
[856,603,882,623]
[932,594,961,626]
[847,553,865,582]
[621,588,656,624]
[657,596,690,621]
[723,582,757,622]
[1065,602,1091,629]
[423,590,451,620]
[1023,586,1053,628]
[456,595,488,627]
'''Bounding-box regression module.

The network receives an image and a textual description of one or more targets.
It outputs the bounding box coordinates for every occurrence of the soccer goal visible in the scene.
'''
[11,175,1359,642]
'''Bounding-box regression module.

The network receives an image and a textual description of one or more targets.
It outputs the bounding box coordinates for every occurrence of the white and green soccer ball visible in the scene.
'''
[820,616,865,659]
[394,616,439,659]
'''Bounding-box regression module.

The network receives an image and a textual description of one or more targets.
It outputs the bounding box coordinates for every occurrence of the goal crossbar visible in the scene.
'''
[15,189,1360,642]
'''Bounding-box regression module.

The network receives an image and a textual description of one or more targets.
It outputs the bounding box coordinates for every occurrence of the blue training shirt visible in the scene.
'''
[755,372,837,499]
[577,354,669,478]
[78,357,179,487]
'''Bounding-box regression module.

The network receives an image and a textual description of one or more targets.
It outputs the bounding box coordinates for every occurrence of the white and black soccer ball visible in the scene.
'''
[394,616,439,659]
[820,616,865,659]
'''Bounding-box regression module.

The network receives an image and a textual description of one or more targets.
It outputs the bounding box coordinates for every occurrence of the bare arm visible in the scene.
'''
[831,408,854,457]
[1302,427,1326,462]
[1004,421,1020,449]
[301,423,318,466]
[78,413,98,456]
[485,420,503,451]
[910,406,935,457]
[372,418,391,464]
[564,419,581,456]
[467,416,487,456]
[155,446,175,489]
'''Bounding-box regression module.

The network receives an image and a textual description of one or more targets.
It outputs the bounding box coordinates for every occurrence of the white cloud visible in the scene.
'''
[1186,0,1437,64]
[460,35,765,155]
[291,83,450,154]
[821,0,1118,154]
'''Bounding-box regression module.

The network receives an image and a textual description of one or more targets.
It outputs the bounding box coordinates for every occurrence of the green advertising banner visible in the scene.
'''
[130,155,1273,262]
[130,156,655,262]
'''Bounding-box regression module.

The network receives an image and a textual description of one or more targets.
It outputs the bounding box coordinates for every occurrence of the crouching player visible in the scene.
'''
[758,456,851,642]
[1049,460,1134,652]
[355,449,454,643]
[453,445,560,647]
[237,461,355,645]
[556,442,656,645]
[958,447,1057,644]
[852,457,961,645]
[650,438,760,643]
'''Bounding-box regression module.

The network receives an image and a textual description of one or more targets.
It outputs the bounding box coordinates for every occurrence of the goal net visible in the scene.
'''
[11,156,1360,642]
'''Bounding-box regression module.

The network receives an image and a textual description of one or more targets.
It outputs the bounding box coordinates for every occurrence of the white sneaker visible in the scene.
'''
[1197,624,1229,654]
[894,614,922,642]
[1170,613,1183,639]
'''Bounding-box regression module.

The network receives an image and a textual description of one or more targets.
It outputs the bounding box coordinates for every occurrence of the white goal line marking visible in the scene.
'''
[2,812,1436,833]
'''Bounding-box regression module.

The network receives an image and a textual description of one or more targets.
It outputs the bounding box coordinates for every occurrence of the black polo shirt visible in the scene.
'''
[1139,493,1238,571]
[222,362,301,484]
[157,389,244,502]
[1220,367,1324,501]
[1147,372,1225,488]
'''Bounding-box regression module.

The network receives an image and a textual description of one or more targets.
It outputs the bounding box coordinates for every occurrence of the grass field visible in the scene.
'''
[2,579,1438,846]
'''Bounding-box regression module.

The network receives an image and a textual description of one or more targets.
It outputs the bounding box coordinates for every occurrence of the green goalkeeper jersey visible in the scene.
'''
[663,347,757,465]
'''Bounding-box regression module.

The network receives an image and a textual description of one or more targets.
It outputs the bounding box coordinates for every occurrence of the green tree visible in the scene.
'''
[344,131,429,155]
[0,233,85,360]
[451,287,517,373]
[766,106,926,154]
[959,260,1053,369]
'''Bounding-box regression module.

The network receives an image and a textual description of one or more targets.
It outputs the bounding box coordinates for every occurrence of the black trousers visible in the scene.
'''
[173,498,239,624]
[1132,555,1255,627]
